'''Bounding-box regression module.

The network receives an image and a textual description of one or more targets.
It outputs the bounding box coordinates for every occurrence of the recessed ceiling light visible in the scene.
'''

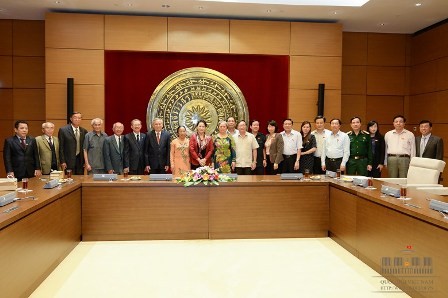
[197,0,370,7]
[266,9,272,13]
[55,1,61,4]
[198,6,204,10]
[379,23,386,26]
[415,3,422,7]
[162,4,171,8]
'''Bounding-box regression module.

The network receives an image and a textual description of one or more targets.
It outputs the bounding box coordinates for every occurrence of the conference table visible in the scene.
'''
[1,175,447,297]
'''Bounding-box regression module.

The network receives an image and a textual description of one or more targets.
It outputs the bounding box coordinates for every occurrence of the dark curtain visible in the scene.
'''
[105,51,289,135]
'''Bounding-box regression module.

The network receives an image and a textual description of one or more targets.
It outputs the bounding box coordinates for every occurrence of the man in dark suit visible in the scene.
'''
[58,112,88,175]
[415,120,444,160]
[3,120,41,180]
[103,122,125,174]
[123,119,146,175]
[145,118,171,174]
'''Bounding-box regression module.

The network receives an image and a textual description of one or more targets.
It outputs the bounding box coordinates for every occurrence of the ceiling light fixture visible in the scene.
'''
[162,4,171,8]
[197,0,370,7]
[415,3,422,7]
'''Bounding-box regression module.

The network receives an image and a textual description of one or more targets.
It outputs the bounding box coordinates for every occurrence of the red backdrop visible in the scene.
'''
[105,51,289,135]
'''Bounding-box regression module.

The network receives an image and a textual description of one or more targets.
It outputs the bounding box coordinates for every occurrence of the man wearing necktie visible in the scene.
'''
[35,122,61,175]
[415,120,444,160]
[145,118,171,174]
[3,120,42,180]
[104,122,125,174]
[58,112,88,175]
[123,119,146,175]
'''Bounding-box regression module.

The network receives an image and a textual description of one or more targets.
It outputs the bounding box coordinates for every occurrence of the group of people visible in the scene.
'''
[3,112,443,181]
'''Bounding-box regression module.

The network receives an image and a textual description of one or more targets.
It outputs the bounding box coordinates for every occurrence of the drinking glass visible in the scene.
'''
[304,169,310,181]
[400,185,407,200]
[66,169,73,182]
[336,169,341,179]
[22,178,28,193]
[366,177,374,189]
[123,169,129,180]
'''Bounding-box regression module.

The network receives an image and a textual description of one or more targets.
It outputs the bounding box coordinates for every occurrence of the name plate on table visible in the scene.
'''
[0,192,16,207]
[50,171,64,180]
[43,179,59,189]
[429,199,448,213]
[226,173,238,180]
[326,171,337,178]
[93,174,117,181]
[280,173,303,180]
[149,174,173,181]
[353,177,368,188]
[381,185,400,198]
[0,178,17,191]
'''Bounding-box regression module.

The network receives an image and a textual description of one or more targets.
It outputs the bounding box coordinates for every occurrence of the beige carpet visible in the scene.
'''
[30,238,409,298]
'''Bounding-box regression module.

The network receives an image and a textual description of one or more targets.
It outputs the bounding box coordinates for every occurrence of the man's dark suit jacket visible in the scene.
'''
[415,135,444,160]
[123,132,146,174]
[58,124,88,173]
[145,130,170,171]
[3,136,40,180]
[103,135,124,174]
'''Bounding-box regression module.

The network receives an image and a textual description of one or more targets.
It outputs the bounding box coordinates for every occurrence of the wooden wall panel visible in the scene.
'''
[0,56,13,88]
[341,94,367,125]
[105,15,167,51]
[290,23,342,57]
[230,20,290,55]
[46,13,104,49]
[13,20,45,57]
[411,24,448,66]
[342,65,366,95]
[289,89,341,122]
[73,85,105,120]
[46,84,104,120]
[0,89,13,120]
[46,49,104,84]
[290,56,342,90]
[45,84,67,119]
[410,60,437,95]
[168,18,229,53]
[367,33,407,66]
[366,66,406,95]
[342,32,367,66]
[408,93,438,124]
[13,89,45,120]
[13,57,45,88]
[436,56,448,91]
[0,20,12,55]
[366,95,404,125]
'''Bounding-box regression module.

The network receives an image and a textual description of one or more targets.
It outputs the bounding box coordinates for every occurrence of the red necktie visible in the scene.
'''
[157,132,160,144]
[20,138,26,149]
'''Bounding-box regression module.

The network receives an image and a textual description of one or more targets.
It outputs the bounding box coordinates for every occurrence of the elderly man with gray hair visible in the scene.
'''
[83,118,108,174]
[35,122,61,175]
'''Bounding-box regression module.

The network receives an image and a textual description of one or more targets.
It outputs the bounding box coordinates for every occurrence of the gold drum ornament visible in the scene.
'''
[147,67,249,138]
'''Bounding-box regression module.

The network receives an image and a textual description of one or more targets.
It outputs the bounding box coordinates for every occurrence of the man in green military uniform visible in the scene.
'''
[347,117,372,176]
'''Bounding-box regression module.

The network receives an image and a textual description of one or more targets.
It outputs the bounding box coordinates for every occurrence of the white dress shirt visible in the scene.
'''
[321,130,350,167]
[281,129,303,156]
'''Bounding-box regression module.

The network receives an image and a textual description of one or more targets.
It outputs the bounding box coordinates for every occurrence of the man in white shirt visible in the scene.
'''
[233,120,259,175]
[280,118,302,173]
[321,118,350,173]
[227,116,239,138]
[311,115,331,174]
[384,115,416,178]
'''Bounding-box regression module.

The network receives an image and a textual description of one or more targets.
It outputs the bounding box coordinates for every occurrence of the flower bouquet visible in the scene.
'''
[176,166,235,187]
